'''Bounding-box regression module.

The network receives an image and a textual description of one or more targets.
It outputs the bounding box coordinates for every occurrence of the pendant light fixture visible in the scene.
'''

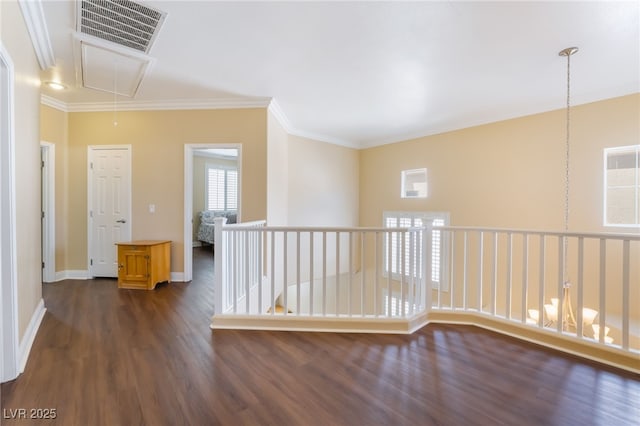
[527,47,612,343]
[558,46,578,331]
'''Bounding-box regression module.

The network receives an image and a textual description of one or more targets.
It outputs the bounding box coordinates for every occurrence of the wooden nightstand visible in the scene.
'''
[116,240,171,290]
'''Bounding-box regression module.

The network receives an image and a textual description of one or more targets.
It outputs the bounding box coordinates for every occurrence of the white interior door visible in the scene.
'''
[88,146,131,277]
[41,142,55,283]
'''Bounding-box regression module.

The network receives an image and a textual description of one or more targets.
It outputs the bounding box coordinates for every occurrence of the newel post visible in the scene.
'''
[212,216,227,320]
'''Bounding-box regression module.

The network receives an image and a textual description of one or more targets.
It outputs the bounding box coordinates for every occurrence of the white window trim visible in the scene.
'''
[603,145,640,228]
[383,211,450,291]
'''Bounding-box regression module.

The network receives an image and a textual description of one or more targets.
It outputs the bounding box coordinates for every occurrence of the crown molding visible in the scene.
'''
[267,99,293,131]
[41,94,361,149]
[40,96,272,113]
[267,99,358,149]
[287,128,359,149]
[18,0,55,70]
[40,95,69,112]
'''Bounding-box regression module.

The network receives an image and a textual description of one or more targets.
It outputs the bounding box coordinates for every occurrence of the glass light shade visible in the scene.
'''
[592,324,610,336]
[544,304,558,322]
[581,308,598,325]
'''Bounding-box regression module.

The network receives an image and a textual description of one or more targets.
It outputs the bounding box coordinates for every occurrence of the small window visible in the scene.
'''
[604,145,639,227]
[383,291,413,317]
[206,166,237,211]
[401,168,427,198]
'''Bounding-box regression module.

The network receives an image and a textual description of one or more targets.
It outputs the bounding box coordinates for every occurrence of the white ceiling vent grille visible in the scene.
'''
[78,0,166,53]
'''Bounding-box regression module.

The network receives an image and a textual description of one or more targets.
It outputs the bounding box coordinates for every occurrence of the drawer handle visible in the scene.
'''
[116,219,127,224]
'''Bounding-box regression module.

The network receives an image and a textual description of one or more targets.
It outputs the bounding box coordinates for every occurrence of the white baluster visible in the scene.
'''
[506,232,512,320]
[296,231,301,316]
[622,239,630,350]
[521,233,528,324]
[310,231,314,316]
[322,231,327,316]
[478,231,484,313]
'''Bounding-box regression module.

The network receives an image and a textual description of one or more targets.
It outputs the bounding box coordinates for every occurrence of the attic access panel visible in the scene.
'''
[78,0,166,54]
[81,41,151,97]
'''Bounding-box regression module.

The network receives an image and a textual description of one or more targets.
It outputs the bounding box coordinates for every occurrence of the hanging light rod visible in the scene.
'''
[559,47,579,57]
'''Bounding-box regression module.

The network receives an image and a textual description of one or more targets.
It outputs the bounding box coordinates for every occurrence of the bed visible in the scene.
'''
[197,210,237,245]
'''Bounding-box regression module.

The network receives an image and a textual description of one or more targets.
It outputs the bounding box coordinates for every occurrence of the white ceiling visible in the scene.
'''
[38,1,640,148]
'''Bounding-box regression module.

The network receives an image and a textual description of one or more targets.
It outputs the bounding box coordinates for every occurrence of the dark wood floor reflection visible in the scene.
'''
[2,247,639,425]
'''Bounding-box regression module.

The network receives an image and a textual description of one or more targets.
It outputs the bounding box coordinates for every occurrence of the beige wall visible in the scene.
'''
[265,117,361,289]
[569,94,640,231]
[359,94,640,341]
[283,134,360,285]
[1,0,43,340]
[37,77,639,327]
[288,134,359,227]
[266,109,289,226]
[42,94,638,282]
[359,93,640,233]
[66,108,267,273]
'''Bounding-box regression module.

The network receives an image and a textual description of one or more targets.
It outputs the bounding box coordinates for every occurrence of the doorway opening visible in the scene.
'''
[183,144,241,282]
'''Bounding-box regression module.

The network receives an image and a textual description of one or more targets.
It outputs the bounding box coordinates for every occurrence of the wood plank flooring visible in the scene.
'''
[2,247,639,425]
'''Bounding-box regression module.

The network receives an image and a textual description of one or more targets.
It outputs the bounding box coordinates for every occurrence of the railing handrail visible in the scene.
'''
[222,219,267,228]
[221,225,425,233]
[437,225,640,241]
[222,222,640,241]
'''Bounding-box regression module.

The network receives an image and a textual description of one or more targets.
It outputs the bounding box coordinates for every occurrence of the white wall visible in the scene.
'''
[266,109,289,226]
[283,135,360,287]
[266,116,360,295]
[287,134,359,228]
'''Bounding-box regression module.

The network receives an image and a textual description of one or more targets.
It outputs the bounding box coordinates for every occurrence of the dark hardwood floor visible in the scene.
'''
[2,247,639,425]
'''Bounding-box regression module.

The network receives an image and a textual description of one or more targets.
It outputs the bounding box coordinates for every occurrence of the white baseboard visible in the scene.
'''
[53,270,187,283]
[54,270,90,281]
[171,272,186,282]
[18,298,46,374]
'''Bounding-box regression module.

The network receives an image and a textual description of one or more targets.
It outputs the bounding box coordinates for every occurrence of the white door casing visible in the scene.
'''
[1,41,19,382]
[183,143,242,282]
[88,146,132,278]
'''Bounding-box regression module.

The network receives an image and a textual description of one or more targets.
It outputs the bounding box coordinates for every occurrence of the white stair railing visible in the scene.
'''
[431,226,640,355]
[213,221,429,321]
[212,220,639,369]
[213,218,267,315]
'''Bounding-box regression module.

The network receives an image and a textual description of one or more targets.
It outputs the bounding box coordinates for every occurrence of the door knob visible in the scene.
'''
[116,219,127,223]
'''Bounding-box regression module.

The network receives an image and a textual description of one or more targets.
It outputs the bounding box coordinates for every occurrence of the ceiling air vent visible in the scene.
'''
[78,0,166,53]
